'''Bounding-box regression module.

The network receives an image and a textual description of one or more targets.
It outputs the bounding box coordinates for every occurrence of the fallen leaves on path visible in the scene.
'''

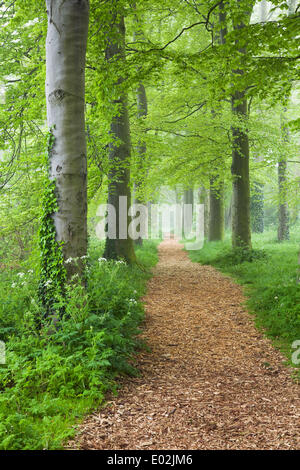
[69,239,300,450]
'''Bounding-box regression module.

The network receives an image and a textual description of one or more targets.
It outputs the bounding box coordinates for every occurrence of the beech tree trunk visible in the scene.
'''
[184,188,194,209]
[133,6,148,247]
[45,0,89,280]
[250,1,266,234]
[208,2,226,242]
[278,114,290,241]
[183,188,194,235]
[250,182,264,233]
[103,15,136,264]
[134,82,148,247]
[231,93,251,249]
[209,179,224,241]
[277,0,294,242]
[198,186,209,238]
[231,3,252,250]
[278,158,289,241]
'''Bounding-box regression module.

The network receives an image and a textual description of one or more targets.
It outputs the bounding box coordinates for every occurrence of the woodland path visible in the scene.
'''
[70,239,300,450]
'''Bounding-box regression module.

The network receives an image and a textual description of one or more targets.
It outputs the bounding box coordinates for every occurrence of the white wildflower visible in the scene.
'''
[17,272,25,278]
[98,257,107,262]
[11,282,17,288]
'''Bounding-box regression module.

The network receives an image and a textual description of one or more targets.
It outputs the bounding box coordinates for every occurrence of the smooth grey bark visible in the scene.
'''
[250,182,264,233]
[134,82,148,246]
[184,188,194,208]
[45,0,89,280]
[198,186,209,238]
[182,188,194,238]
[209,2,226,242]
[209,179,225,241]
[250,1,267,234]
[225,196,232,230]
[103,16,136,264]
[132,6,149,246]
[278,114,290,241]
[277,0,294,242]
[231,92,251,249]
[231,3,252,249]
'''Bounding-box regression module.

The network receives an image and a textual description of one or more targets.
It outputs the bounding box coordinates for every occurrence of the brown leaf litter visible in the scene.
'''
[68,239,300,450]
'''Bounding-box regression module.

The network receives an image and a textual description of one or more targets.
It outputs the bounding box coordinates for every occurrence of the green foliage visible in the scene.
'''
[0,240,158,450]
[0,269,38,342]
[189,229,300,377]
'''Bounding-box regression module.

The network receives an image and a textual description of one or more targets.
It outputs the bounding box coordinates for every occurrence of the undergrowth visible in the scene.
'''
[0,239,158,450]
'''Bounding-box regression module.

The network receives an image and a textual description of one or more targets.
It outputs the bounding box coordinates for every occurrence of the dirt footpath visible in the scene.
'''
[70,239,300,450]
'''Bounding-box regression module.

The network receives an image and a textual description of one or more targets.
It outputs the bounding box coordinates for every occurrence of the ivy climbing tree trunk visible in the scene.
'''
[231,1,253,250]
[44,0,89,283]
[103,14,136,264]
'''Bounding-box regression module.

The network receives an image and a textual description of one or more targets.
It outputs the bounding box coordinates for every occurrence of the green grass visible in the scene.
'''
[0,239,158,450]
[187,229,300,378]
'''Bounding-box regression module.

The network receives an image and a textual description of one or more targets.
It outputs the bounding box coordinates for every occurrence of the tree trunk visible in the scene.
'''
[198,186,209,238]
[182,188,194,238]
[278,159,289,241]
[209,179,224,241]
[250,182,264,233]
[103,16,136,264]
[225,195,232,230]
[231,3,252,250]
[134,82,148,247]
[278,117,290,241]
[277,1,294,242]
[184,188,194,208]
[208,2,226,242]
[45,0,89,280]
[250,0,266,235]
[231,92,251,249]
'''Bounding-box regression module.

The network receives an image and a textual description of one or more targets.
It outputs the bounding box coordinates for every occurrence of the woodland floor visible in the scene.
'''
[69,239,300,450]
